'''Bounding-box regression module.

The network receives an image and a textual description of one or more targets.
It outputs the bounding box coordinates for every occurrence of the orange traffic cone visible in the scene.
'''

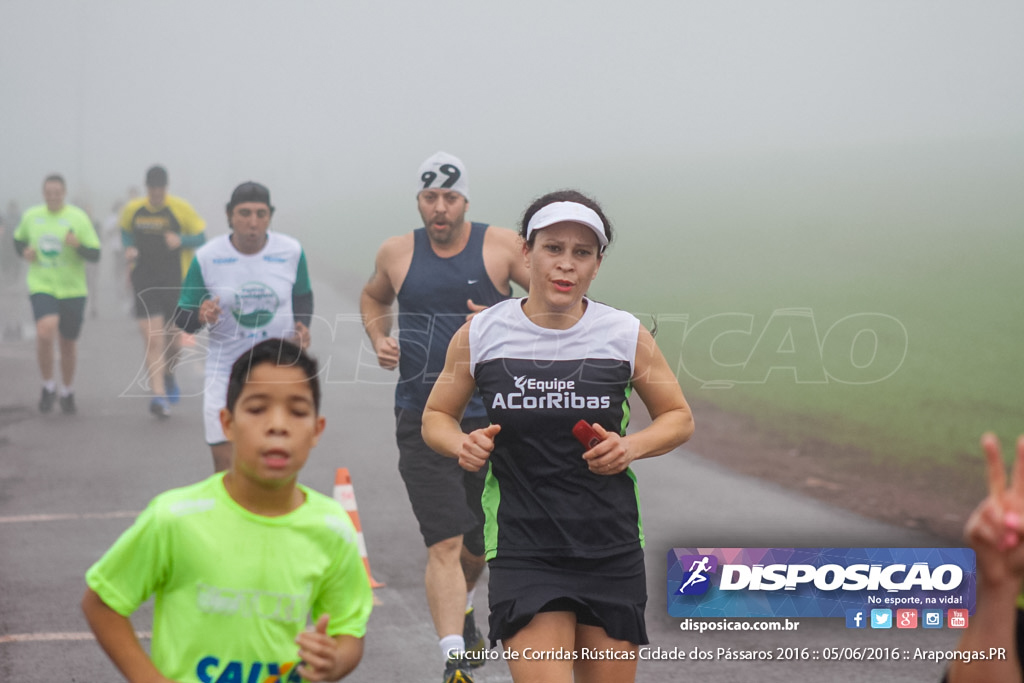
[333,468,385,588]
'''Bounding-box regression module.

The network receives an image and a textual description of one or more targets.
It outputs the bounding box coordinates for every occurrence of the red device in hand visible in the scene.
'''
[573,420,601,449]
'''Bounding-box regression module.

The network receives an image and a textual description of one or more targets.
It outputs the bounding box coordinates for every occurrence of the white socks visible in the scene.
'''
[440,634,465,661]
[43,381,72,396]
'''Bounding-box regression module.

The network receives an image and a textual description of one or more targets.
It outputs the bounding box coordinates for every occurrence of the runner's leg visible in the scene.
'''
[426,535,469,640]
[573,624,638,683]
[461,545,486,593]
[138,314,167,397]
[503,612,577,683]
[58,336,77,387]
[35,314,58,381]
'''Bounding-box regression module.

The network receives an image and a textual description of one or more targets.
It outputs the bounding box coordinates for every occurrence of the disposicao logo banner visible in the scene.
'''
[667,548,975,618]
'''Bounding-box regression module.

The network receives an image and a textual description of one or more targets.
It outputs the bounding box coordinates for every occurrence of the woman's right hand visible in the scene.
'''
[458,424,501,472]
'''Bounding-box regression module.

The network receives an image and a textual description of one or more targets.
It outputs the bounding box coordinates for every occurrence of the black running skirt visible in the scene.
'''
[487,548,648,646]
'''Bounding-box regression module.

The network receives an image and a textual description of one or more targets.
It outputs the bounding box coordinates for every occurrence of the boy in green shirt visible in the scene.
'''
[82,339,373,682]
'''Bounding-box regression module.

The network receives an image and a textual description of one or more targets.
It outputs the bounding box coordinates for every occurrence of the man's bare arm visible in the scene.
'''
[360,239,402,370]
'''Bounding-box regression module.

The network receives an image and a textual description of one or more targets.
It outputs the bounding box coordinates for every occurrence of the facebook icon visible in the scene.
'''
[846,609,867,629]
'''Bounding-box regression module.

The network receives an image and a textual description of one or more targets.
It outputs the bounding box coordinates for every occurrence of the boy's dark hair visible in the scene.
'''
[43,173,66,187]
[225,339,321,413]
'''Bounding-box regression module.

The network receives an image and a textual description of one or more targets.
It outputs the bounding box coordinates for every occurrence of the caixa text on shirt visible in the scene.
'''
[197,657,302,683]
[490,376,611,410]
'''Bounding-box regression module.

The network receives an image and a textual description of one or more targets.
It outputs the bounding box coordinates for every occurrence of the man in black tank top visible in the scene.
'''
[361,152,529,682]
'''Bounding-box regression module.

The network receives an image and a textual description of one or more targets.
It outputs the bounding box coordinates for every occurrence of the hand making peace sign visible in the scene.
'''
[965,433,1024,590]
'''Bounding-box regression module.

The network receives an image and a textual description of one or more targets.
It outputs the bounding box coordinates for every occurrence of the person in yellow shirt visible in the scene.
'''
[121,165,205,418]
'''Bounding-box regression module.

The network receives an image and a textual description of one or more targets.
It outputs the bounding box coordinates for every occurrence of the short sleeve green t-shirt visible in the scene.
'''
[13,203,100,298]
[85,474,373,683]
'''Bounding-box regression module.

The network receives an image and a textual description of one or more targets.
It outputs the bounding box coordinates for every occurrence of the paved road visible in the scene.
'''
[0,268,962,682]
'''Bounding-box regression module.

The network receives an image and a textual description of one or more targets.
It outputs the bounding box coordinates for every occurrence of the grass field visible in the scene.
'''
[589,138,1024,468]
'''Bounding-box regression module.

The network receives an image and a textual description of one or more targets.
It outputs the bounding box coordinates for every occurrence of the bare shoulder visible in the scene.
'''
[483,225,529,291]
[483,225,524,257]
[374,232,415,278]
[636,322,656,346]
[377,232,415,262]
[450,321,473,353]
[438,321,473,370]
[366,232,415,298]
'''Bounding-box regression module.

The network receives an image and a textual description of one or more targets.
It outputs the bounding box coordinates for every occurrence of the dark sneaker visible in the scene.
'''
[39,387,57,413]
[443,657,475,683]
[164,372,180,405]
[59,393,76,415]
[150,396,171,419]
[463,608,487,668]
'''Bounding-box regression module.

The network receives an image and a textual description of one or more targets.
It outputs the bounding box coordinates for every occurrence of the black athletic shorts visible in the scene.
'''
[395,407,487,555]
[132,277,180,320]
[487,547,649,647]
[30,293,87,340]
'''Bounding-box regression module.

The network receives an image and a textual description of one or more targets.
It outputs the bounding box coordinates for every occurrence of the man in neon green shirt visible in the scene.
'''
[13,174,100,414]
[82,339,373,682]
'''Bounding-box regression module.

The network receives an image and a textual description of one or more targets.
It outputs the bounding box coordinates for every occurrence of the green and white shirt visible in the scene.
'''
[178,232,312,376]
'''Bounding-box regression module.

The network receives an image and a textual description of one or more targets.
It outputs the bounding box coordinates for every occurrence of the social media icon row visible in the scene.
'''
[845,609,968,629]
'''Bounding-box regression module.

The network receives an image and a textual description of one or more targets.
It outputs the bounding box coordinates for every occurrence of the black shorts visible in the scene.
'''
[132,279,181,320]
[487,548,648,647]
[395,407,487,554]
[29,294,87,340]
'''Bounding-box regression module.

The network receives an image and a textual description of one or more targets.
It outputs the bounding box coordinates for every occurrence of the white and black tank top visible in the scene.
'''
[469,297,644,560]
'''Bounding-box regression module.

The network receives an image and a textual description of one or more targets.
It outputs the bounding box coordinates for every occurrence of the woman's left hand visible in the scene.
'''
[582,423,634,475]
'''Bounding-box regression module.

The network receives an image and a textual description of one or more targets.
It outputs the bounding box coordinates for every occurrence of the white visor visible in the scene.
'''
[525,201,608,249]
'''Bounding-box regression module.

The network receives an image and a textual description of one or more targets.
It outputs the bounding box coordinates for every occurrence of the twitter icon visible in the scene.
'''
[870,609,892,629]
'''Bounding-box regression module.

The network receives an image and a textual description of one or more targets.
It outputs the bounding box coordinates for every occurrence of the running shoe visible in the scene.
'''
[463,607,487,668]
[442,657,475,683]
[39,387,56,413]
[164,372,180,405]
[59,393,76,415]
[150,396,171,419]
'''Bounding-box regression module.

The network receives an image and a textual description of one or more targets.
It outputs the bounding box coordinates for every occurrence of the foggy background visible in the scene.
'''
[3,0,1021,271]
[3,5,1023,678]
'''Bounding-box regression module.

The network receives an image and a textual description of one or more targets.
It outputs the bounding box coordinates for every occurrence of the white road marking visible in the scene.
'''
[0,511,139,524]
[0,631,150,644]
